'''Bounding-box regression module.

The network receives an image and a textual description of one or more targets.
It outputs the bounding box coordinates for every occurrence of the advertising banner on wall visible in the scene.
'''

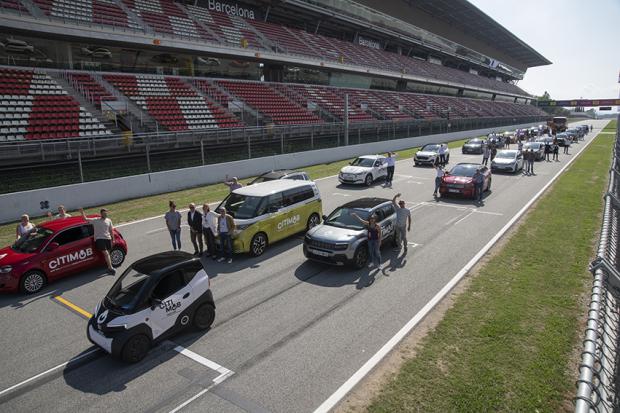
[197,0,259,20]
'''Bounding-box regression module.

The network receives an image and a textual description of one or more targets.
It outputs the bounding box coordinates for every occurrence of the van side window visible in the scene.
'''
[266,193,284,211]
[283,186,315,206]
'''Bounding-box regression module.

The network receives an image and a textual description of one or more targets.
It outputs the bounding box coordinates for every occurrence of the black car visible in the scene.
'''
[462,138,487,154]
[522,142,545,160]
[87,251,215,363]
[248,169,310,185]
[555,133,571,147]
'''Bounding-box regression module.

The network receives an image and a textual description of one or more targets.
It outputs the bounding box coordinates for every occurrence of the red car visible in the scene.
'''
[0,216,127,294]
[440,163,492,198]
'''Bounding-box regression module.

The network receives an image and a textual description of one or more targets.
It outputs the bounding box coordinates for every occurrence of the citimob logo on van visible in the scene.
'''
[48,248,94,270]
[277,215,300,231]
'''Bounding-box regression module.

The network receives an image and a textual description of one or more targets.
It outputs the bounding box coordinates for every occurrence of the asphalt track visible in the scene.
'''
[0,120,608,413]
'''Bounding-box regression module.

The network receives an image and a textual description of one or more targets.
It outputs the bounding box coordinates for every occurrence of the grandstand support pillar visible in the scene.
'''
[78,151,84,183]
[247,132,252,159]
[344,94,349,146]
[310,130,314,149]
[281,131,284,154]
[146,144,151,173]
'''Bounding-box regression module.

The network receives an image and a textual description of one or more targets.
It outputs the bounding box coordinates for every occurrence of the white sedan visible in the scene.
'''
[339,155,387,186]
[414,143,450,166]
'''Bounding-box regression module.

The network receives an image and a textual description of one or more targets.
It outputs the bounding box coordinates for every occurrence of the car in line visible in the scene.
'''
[491,149,524,173]
[488,135,505,148]
[555,133,571,147]
[216,180,322,257]
[522,142,545,161]
[413,143,449,166]
[303,197,397,268]
[338,155,387,186]
[0,216,127,294]
[87,251,215,363]
[248,169,310,185]
[565,129,580,142]
[461,138,487,154]
[439,163,492,198]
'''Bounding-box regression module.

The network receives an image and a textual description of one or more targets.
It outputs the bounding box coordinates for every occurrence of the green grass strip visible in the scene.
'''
[0,139,469,246]
[367,124,616,413]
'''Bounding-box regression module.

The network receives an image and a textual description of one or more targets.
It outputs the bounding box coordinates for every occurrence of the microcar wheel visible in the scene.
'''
[193,303,216,330]
[121,334,151,363]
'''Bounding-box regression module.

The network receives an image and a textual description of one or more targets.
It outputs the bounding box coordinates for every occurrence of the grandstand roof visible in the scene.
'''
[405,0,551,68]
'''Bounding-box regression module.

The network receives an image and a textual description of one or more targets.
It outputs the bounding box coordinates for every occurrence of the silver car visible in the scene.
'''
[303,198,397,268]
[491,149,523,173]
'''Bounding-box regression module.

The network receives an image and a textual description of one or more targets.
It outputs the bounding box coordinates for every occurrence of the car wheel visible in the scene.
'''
[20,270,47,294]
[306,213,321,231]
[250,232,268,257]
[193,302,216,330]
[352,244,368,269]
[110,247,126,268]
[121,334,151,363]
[364,174,373,186]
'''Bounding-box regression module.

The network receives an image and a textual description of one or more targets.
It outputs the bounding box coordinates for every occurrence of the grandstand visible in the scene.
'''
[0,0,550,190]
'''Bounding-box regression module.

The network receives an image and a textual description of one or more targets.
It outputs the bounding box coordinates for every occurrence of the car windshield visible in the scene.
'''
[218,193,264,219]
[525,143,541,149]
[350,158,375,167]
[421,144,440,152]
[496,151,517,159]
[106,267,150,312]
[449,164,478,177]
[467,139,483,144]
[324,207,370,230]
[11,228,54,253]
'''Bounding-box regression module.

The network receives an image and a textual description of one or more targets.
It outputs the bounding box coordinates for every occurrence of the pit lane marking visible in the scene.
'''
[52,295,93,319]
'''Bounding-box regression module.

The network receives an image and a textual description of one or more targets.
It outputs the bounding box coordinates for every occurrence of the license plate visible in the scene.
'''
[448,189,460,193]
[310,249,329,257]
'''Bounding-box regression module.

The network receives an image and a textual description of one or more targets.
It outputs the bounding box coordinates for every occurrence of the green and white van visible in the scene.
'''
[216,180,323,256]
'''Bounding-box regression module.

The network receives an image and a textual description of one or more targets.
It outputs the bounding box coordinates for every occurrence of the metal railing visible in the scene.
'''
[575,114,620,412]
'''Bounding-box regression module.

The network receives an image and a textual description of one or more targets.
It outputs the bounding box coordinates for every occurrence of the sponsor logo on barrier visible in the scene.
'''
[207,0,255,19]
[49,248,94,270]
[277,214,300,231]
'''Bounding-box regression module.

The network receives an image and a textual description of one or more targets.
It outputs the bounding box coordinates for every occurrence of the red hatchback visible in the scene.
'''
[0,216,127,294]
[440,163,492,198]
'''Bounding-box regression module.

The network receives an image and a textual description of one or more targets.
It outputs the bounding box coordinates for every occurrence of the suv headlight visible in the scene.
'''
[236,223,252,231]
[334,243,349,250]
[0,266,12,274]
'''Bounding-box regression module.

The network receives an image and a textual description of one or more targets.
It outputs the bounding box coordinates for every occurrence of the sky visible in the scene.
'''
[469,0,620,111]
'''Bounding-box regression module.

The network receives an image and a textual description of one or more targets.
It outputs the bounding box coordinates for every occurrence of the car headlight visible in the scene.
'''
[0,266,12,274]
[236,223,252,231]
[334,243,349,250]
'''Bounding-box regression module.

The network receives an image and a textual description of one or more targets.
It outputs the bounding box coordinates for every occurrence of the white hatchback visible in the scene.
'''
[338,155,387,186]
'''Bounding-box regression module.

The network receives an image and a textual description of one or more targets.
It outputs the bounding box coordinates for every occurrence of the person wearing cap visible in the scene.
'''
[392,193,411,254]
[80,207,115,275]
[224,175,243,192]
[472,168,485,204]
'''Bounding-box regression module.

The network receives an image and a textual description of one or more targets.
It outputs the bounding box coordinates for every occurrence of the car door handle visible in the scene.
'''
[182,292,190,299]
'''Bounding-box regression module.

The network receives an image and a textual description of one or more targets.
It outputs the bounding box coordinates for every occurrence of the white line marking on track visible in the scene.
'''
[0,348,100,398]
[116,203,220,228]
[453,211,475,225]
[312,127,601,413]
[332,192,352,197]
[146,224,190,235]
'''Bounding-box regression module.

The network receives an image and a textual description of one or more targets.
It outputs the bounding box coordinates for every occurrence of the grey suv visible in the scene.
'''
[303,198,397,268]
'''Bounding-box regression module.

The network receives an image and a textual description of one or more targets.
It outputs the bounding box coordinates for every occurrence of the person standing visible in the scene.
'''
[385,152,397,186]
[564,138,570,154]
[351,212,382,270]
[433,164,444,197]
[517,139,523,153]
[482,143,490,166]
[528,149,536,175]
[392,193,411,253]
[202,203,218,259]
[16,214,35,241]
[438,145,447,167]
[165,201,182,251]
[47,205,71,220]
[552,139,560,161]
[187,203,203,256]
[224,175,243,192]
[217,207,236,264]
[544,141,551,161]
[490,143,497,161]
[473,168,484,204]
[80,208,115,274]
[523,149,531,175]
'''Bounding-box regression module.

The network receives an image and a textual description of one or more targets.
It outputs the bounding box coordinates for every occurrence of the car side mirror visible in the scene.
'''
[46,242,59,252]
[150,298,162,310]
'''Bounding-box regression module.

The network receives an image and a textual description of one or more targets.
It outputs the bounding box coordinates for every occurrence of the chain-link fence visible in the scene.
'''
[0,115,545,194]
[575,115,620,412]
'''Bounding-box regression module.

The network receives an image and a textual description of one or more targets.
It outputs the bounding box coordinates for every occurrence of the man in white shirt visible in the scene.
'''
[47,205,71,220]
[438,144,447,166]
[385,152,397,186]
[433,164,445,197]
[80,208,115,275]
[202,203,218,259]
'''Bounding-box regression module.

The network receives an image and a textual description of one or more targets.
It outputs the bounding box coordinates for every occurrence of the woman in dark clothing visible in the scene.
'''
[351,212,383,270]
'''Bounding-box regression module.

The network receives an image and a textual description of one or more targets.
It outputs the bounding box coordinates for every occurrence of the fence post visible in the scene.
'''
[310,129,314,149]
[146,144,152,173]
[281,131,285,154]
[248,134,251,159]
[78,151,84,183]
[200,139,205,165]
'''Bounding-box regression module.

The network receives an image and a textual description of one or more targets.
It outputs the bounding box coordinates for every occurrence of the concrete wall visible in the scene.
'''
[0,122,537,223]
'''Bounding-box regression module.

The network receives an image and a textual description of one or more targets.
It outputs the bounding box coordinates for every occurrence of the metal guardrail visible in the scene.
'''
[575,114,620,412]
